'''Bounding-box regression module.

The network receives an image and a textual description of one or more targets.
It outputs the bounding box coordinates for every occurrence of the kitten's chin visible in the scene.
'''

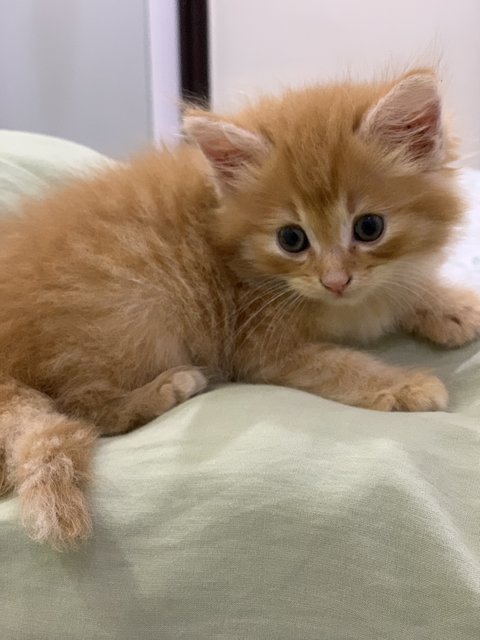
[319,292,366,307]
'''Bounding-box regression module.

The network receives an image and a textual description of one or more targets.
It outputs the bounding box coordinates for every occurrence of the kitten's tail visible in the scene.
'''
[0,375,97,548]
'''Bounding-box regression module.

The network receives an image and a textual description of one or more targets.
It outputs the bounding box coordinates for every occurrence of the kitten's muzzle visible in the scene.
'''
[320,273,352,296]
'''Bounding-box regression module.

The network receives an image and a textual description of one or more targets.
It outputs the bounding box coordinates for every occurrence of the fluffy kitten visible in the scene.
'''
[1,69,479,547]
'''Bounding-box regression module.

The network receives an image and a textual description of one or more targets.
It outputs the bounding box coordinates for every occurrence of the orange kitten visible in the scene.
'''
[1,69,479,547]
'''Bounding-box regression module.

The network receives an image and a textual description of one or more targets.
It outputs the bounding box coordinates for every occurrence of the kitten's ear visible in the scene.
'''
[359,73,445,170]
[183,113,270,189]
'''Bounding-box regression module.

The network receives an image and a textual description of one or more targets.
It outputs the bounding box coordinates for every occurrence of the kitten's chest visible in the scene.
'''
[307,297,398,344]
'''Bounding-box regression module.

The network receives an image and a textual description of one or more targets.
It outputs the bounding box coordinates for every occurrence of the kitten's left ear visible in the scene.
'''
[359,72,445,170]
[183,113,270,190]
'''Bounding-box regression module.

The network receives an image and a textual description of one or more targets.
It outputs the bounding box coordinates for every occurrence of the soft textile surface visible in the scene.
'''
[1,131,480,640]
[0,130,112,212]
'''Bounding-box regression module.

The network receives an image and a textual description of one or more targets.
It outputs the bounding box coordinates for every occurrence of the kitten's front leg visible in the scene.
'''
[246,343,447,412]
[400,282,480,348]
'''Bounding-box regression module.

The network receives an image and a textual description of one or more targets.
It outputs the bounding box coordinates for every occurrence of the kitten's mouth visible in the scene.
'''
[326,289,348,299]
[316,285,365,306]
[323,291,355,304]
[295,287,357,304]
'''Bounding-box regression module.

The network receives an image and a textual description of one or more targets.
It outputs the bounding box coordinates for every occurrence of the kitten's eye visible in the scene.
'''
[277,225,310,254]
[353,214,385,243]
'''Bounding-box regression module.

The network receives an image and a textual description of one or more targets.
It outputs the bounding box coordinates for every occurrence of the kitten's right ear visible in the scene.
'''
[183,112,270,190]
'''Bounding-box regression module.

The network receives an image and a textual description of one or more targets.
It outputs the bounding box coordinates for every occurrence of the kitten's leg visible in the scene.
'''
[0,377,96,547]
[61,365,208,436]
[400,282,480,348]
[245,344,447,411]
[101,365,207,435]
[0,447,11,495]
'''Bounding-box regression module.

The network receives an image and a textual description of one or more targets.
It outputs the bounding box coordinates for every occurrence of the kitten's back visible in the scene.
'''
[0,145,232,392]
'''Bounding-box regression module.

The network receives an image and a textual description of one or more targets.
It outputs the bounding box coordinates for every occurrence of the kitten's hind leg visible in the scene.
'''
[109,365,207,434]
[0,447,12,495]
[0,377,97,547]
[0,385,15,496]
[70,365,208,436]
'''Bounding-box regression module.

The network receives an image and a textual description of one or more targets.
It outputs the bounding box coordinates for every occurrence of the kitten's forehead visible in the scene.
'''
[295,194,352,248]
[275,110,372,212]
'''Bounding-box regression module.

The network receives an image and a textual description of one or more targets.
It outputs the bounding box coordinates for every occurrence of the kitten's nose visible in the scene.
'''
[321,273,352,295]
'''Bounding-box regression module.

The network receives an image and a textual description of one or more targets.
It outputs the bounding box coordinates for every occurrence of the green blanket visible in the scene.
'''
[1,130,480,640]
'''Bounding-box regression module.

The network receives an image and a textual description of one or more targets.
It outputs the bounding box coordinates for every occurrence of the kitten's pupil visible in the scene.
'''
[277,225,310,254]
[353,214,384,242]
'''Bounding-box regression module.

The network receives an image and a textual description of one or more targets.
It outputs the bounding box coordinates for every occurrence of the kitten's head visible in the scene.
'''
[184,70,463,305]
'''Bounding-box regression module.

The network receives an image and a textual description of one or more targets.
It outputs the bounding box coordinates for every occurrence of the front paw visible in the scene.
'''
[404,289,480,348]
[361,371,448,412]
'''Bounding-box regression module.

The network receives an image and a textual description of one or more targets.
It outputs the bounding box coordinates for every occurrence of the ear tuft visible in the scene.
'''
[359,73,445,170]
[183,115,269,188]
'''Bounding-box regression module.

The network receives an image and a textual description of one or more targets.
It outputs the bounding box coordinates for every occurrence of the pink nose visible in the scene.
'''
[321,274,352,295]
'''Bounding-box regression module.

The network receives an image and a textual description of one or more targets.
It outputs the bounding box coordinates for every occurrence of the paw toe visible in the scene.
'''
[393,373,448,411]
[171,368,207,400]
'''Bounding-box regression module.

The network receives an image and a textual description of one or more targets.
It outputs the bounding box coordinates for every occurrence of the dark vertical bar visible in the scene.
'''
[178,0,210,105]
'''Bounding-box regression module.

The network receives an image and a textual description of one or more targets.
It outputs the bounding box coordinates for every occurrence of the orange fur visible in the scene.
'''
[1,69,479,547]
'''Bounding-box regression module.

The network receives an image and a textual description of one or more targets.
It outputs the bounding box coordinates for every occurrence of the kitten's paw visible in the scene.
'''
[150,365,208,412]
[103,366,209,434]
[20,476,91,549]
[436,298,480,347]
[405,290,480,348]
[364,372,448,412]
[170,366,208,401]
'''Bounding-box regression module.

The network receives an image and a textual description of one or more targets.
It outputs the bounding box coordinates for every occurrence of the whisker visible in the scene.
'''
[260,291,301,368]
[235,288,291,353]
[208,277,287,334]
[272,294,305,372]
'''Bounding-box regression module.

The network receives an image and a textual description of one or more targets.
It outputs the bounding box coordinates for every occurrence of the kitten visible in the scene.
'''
[1,69,479,548]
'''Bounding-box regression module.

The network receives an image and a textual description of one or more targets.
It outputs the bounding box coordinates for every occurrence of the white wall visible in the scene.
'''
[209,0,480,168]
[0,0,180,158]
[147,0,180,146]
